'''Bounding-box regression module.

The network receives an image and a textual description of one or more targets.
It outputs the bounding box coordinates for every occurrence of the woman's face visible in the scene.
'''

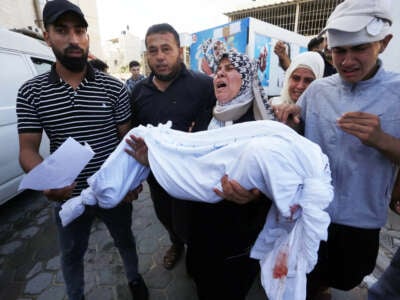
[288,67,316,102]
[213,58,242,104]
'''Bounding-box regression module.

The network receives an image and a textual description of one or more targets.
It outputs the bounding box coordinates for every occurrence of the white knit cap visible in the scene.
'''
[320,0,393,48]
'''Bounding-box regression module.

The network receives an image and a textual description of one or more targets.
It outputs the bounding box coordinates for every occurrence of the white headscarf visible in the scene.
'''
[272,51,324,105]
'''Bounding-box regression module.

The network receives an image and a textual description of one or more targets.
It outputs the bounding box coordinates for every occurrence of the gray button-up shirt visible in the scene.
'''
[298,62,400,228]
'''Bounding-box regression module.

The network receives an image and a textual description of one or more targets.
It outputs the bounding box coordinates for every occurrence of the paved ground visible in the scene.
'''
[0,183,399,300]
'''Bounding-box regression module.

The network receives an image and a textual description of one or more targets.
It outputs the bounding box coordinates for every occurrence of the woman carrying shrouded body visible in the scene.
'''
[185,49,276,300]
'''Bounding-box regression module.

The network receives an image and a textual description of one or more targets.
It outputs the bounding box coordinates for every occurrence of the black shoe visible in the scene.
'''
[129,275,149,300]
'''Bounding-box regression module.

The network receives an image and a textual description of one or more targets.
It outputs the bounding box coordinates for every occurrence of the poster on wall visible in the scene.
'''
[259,38,308,95]
[190,18,249,76]
[248,18,309,96]
[253,33,272,88]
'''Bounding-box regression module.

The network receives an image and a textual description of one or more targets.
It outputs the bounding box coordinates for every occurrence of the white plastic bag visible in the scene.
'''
[260,220,308,300]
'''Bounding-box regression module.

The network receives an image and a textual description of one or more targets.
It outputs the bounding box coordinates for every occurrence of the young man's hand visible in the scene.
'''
[44,182,77,202]
[125,135,149,166]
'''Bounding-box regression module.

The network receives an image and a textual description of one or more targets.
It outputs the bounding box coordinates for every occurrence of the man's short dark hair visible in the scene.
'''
[89,59,108,72]
[307,36,325,51]
[145,23,180,48]
[129,60,140,69]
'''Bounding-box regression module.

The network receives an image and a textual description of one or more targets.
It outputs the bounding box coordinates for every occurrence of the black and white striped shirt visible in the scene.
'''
[17,64,131,196]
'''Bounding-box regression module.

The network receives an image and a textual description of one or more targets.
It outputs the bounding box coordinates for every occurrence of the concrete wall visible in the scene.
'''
[0,0,104,59]
[0,0,42,33]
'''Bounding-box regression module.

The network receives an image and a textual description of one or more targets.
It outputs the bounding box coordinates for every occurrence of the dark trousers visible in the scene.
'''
[187,246,260,300]
[54,202,139,300]
[186,199,270,300]
[147,174,190,246]
[307,223,380,298]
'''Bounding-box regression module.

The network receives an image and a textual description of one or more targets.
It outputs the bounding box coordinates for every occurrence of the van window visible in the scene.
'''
[31,57,53,75]
[0,51,34,107]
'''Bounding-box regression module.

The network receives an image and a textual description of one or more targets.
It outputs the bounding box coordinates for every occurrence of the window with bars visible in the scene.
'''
[225,0,344,36]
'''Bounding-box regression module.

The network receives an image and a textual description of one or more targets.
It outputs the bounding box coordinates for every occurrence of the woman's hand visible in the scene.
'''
[214,174,261,204]
[121,184,143,203]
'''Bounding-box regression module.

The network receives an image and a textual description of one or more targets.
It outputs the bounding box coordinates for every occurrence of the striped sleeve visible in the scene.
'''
[114,83,131,124]
[16,73,49,133]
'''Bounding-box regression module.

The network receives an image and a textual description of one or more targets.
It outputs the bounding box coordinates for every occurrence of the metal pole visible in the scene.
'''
[294,1,300,33]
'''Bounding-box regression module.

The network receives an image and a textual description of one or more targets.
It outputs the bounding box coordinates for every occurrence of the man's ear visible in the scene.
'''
[379,34,393,53]
[179,46,184,61]
[43,31,51,47]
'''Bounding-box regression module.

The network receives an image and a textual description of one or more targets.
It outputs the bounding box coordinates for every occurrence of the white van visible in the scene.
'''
[0,27,54,205]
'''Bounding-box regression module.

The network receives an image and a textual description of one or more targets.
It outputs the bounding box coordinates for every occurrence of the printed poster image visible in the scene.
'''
[190,17,309,96]
[254,33,272,87]
[190,19,249,76]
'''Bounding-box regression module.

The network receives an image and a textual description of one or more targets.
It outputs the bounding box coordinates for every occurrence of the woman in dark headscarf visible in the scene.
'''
[209,49,275,129]
[186,49,275,300]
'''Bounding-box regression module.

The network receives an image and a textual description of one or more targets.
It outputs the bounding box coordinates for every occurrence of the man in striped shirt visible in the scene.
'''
[16,1,147,299]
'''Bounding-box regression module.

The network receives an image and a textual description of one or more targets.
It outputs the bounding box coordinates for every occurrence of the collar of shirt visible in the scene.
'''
[47,62,95,84]
[145,62,189,89]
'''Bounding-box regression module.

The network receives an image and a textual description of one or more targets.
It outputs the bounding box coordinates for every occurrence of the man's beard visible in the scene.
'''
[53,45,89,73]
[151,60,181,82]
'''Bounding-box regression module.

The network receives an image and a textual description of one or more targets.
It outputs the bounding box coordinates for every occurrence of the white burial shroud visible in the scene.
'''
[60,120,333,300]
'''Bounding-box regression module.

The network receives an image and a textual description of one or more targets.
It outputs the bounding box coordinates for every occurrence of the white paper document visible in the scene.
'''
[18,137,95,191]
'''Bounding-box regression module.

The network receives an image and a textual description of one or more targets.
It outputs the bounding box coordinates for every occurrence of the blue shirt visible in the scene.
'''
[298,62,400,228]
[125,74,145,96]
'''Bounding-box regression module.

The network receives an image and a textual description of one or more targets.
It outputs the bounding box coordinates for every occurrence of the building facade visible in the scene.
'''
[0,0,104,59]
[225,0,344,37]
[103,28,143,78]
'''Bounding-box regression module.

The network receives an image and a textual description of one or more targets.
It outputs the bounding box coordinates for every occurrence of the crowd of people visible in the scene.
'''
[15,0,400,299]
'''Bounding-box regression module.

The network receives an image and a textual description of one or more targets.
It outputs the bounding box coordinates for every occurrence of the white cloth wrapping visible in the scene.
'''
[59,120,333,300]
[58,134,151,226]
